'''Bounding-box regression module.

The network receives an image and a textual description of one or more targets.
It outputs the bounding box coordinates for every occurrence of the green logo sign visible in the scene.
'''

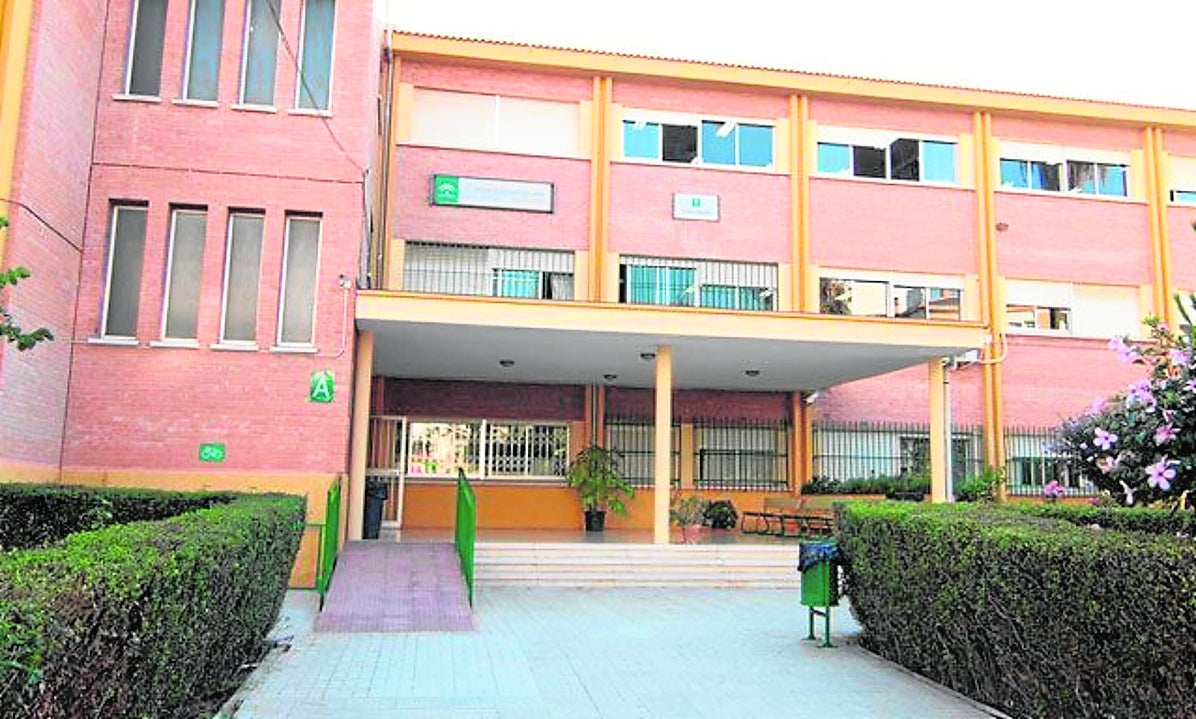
[199,443,226,463]
[310,370,335,403]
[432,175,460,205]
[692,197,702,208]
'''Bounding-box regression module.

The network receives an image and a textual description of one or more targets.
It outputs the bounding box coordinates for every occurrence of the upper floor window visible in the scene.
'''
[101,205,149,338]
[997,142,1129,197]
[403,242,576,300]
[620,256,778,311]
[409,89,581,158]
[296,0,335,110]
[819,273,962,320]
[183,0,225,101]
[124,0,168,96]
[622,116,774,169]
[239,0,281,105]
[1168,156,1196,205]
[1005,280,1140,338]
[816,127,956,183]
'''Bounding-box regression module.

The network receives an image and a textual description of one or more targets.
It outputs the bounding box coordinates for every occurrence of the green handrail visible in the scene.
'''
[316,476,342,600]
[454,469,477,606]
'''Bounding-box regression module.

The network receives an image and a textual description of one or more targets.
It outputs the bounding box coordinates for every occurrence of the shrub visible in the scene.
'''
[836,502,1196,719]
[0,483,237,551]
[954,465,1004,503]
[804,475,901,495]
[1007,501,1196,536]
[703,499,738,529]
[0,493,304,719]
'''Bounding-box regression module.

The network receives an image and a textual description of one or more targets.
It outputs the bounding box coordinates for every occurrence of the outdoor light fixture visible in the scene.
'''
[338,274,353,289]
[499,359,515,367]
[744,369,761,377]
[995,221,1009,232]
[639,352,656,361]
[603,373,618,382]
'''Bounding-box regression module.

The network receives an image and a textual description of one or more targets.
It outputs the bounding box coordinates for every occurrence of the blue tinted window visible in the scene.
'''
[700,285,737,309]
[627,266,694,306]
[1174,190,1196,204]
[1099,164,1127,196]
[737,124,773,167]
[185,0,225,101]
[1067,162,1097,194]
[701,121,736,165]
[922,141,955,182]
[1031,162,1061,191]
[241,0,281,105]
[1000,159,1028,188]
[623,121,660,160]
[818,143,851,174]
[493,269,540,298]
[297,0,335,110]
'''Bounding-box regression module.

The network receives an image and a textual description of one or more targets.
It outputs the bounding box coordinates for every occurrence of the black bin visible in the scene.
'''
[363,479,389,540]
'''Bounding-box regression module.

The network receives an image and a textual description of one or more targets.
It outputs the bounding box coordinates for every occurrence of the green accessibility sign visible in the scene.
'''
[310,370,335,403]
[198,443,226,463]
[433,175,461,205]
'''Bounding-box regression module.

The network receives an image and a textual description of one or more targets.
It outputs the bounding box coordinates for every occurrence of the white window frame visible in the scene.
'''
[1171,189,1196,205]
[218,211,264,347]
[181,0,222,102]
[159,208,206,344]
[996,142,1131,200]
[275,214,322,348]
[237,0,279,107]
[100,205,147,340]
[620,109,777,171]
[122,0,164,97]
[293,0,337,112]
[1004,303,1072,334]
[403,418,571,482]
[814,126,959,186]
[819,269,964,320]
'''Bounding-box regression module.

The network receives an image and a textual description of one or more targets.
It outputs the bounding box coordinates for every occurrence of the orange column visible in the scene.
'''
[653,346,673,544]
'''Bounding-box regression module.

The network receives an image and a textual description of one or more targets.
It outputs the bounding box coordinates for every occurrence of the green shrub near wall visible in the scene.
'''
[836,502,1196,719]
[1006,501,1196,536]
[0,493,304,719]
[0,483,238,550]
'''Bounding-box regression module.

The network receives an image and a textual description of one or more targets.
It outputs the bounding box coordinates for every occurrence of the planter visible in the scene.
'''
[584,508,606,532]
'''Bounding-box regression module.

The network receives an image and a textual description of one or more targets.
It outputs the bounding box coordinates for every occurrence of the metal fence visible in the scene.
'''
[315,476,341,602]
[604,417,680,487]
[694,419,790,491]
[404,241,576,300]
[619,255,779,311]
[1005,426,1094,496]
[811,420,983,485]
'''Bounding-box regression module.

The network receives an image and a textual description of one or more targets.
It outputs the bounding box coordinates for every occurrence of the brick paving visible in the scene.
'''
[315,542,474,633]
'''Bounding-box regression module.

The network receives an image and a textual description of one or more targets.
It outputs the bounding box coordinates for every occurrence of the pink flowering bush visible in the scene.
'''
[1055,296,1196,507]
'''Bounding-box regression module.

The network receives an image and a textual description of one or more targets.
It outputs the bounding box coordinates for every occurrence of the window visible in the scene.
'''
[183,0,225,101]
[1004,281,1139,338]
[1172,190,1196,204]
[604,419,681,487]
[625,265,696,306]
[621,257,778,311]
[403,242,575,300]
[1006,304,1071,331]
[161,209,207,340]
[696,422,789,491]
[820,276,962,320]
[239,0,281,105]
[491,269,573,300]
[296,0,335,110]
[409,89,581,157]
[622,117,774,168]
[999,159,1060,191]
[277,215,320,346]
[816,137,956,183]
[405,420,569,479]
[999,144,1128,197]
[124,0,168,96]
[101,206,149,338]
[220,213,264,343]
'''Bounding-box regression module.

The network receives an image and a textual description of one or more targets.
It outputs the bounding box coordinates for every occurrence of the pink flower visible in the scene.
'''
[1119,480,1135,506]
[1145,458,1177,492]
[1043,480,1066,500]
[1171,349,1191,367]
[1156,423,1177,445]
[1094,428,1117,450]
[1108,336,1137,363]
[1096,456,1118,474]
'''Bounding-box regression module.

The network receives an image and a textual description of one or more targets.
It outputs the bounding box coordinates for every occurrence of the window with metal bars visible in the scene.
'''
[619,256,777,311]
[695,421,790,491]
[404,242,575,299]
[399,419,568,480]
[604,419,680,487]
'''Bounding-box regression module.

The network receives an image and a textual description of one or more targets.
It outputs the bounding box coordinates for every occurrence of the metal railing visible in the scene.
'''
[1005,426,1094,496]
[619,255,779,311]
[811,420,983,485]
[695,419,790,491]
[604,417,680,487]
[315,476,342,601]
[454,469,476,606]
[404,241,575,300]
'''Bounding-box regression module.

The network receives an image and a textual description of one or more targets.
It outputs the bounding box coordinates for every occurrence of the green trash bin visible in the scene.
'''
[798,539,841,647]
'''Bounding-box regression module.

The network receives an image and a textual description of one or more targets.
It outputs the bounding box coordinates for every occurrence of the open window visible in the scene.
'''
[816,129,956,183]
[622,114,774,169]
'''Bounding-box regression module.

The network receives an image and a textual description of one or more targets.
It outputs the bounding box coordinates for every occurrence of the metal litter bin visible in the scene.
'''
[364,478,388,540]
[798,539,841,647]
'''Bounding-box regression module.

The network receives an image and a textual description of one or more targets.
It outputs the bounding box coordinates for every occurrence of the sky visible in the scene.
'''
[385,0,1196,111]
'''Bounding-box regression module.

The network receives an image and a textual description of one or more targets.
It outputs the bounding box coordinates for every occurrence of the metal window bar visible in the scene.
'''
[1005,426,1095,496]
[619,255,778,311]
[403,241,575,299]
[604,417,680,488]
[694,419,791,491]
[810,420,983,485]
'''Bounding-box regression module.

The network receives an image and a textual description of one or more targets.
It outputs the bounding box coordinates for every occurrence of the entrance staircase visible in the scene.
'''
[474,542,800,589]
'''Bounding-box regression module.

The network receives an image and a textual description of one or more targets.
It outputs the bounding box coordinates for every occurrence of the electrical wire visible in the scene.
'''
[0,197,83,253]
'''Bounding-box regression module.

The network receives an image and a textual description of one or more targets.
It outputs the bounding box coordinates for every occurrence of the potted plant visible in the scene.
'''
[670,493,710,543]
[703,499,739,530]
[566,445,634,531]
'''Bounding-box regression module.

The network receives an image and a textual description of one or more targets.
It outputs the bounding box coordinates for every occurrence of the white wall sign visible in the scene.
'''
[673,193,719,221]
[431,174,554,213]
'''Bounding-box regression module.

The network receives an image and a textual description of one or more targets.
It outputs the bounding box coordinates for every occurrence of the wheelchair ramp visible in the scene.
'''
[316,541,474,633]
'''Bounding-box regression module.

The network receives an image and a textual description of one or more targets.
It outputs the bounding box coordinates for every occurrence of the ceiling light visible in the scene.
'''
[499,359,515,368]
[744,369,761,377]
[603,373,618,382]
[640,352,656,361]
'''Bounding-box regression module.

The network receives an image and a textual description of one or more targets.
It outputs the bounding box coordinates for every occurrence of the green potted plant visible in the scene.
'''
[566,445,634,531]
[670,493,710,543]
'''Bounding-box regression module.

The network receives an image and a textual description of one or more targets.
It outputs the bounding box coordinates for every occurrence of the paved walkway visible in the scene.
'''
[231,589,999,719]
[316,542,473,633]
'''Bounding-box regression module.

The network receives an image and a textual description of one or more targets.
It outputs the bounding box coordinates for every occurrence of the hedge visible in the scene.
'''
[0,484,238,551]
[836,502,1196,718]
[0,493,305,719]
[804,475,929,496]
[1007,501,1196,536]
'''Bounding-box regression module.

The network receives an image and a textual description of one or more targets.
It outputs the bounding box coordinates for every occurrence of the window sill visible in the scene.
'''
[149,339,200,349]
[87,336,139,347]
[811,172,967,191]
[269,344,317,354]
[112,93,162,104]
[172,98,219,108]
[231,103,278,114]
[288,107,333,117]
[211,342,260,352]
[614,156,784,176]
[1005,327,1073,338]
[995,186,1139,203]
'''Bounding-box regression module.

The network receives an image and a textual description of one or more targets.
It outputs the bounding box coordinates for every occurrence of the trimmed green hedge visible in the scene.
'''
[804,475,930,496]
[0,483,238,550]
[0,493,304,719]
[837,502,1196,718]
[1007,501,1196,536]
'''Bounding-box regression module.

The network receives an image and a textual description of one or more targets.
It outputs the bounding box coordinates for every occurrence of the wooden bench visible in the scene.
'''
[740,496,834,537]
